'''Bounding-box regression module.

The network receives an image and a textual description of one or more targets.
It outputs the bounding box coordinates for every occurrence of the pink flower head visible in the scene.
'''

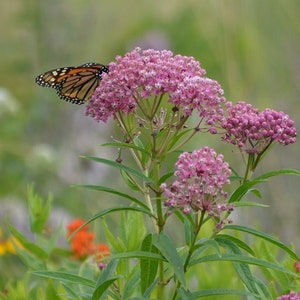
[86,48,225,124]
[277,291,300,300]
[161,147,233,226]
[221,102,297,153]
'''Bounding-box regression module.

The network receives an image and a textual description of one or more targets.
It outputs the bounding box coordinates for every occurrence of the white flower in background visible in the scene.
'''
[0,87,19,115]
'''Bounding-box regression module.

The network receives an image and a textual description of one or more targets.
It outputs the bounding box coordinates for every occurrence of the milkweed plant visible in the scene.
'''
[7,48,300,300]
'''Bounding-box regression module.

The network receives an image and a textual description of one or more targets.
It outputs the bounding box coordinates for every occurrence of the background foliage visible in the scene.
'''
[0,0,299,288]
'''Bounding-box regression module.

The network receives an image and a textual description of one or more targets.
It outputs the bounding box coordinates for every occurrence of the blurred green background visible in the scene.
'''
[0,0,299,261]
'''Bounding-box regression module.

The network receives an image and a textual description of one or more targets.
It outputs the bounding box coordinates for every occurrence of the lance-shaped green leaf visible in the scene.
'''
[101,141,151,156]
[140,234,159,293]
[7,222,48,260]
[191,288,253,298]
[68,206,156,239]
[82,156,153,184]
[228,179,265,203]
[215,234,255,256]
[224,225,300,261]
[255,169,300,180]
[78,185,150,210]
[215,235,258,295]
[32,271,95,288]
[191,253,299,277]
[92,277,121,300]
[111,251,164,261]
[152,232,186,288]
[229,169,300,204]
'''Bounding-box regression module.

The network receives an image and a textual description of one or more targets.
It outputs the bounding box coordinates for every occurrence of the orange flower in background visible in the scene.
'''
[67,219,110,262]
[70,230,95,259]
[67,218,90,235]
[96,243,110,262]
[294,261,300,273]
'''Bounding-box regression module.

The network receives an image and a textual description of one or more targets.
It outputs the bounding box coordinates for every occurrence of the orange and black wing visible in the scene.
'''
[35,63,109,104]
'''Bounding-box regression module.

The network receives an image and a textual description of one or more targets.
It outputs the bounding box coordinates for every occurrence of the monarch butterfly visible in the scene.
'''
[35,63,109,104]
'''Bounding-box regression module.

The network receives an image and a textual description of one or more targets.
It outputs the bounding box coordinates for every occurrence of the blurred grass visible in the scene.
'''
[0,0,299,249]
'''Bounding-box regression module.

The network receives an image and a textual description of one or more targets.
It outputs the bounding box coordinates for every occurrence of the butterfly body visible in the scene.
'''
[35,63,109,104]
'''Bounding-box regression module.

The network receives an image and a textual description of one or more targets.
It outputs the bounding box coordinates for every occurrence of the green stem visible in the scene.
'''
[116,112,135,142]
[153,155,164,232]
[184,211,205,271]
[172,211,206,300]
[152,143,165,298]
[150,94,164,119]
[134,94,151,119]
[243,154,254,183]
[166,128,197,154]
[251,140,273,171]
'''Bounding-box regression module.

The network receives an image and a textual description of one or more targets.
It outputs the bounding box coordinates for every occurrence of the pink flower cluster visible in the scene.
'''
[86,48,225,123]
[221,102,297,153]
[161,147,233,225]
[277,291,300,300]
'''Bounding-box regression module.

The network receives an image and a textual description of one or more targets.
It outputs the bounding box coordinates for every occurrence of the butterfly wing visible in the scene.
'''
[35,63,109,104]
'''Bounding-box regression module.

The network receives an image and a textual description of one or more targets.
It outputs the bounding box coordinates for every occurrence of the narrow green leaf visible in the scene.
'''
[61,283,83,300]
[178,287,195,300]
[142,278,159,298]
[44,225,65,255]
[192,238,222,258]
[32,271,95,288]
[152,232,186,287]
[258,240,290,289]
[142,143,153,166]
[13,247,45,270]
[215,235,255,256]
[7,222,48,260]
[250,188,263,199]
[92,277,120,300]
[101,218,126,252]
[192,288,253,298]
[140,234,159,293]
[173,210,195,227]
[166,128,194,151]
[229,169,300,204]
[234,201,269,208]
[101,141,151,155]
[133,137,152,166]
[224,224,300,261]
[96,259,119,286]
[79,185,150,210]
[184,216,192,246]
[250,275,273,299]
[69,206,155,239]
[120,210,128,249]
[123,264,141,299]
[82,156,153,184]
[111,251,164,262]
[234,260,259,294]
[191,254,298,277]
[93,260,121,300]
[126,210,146,251]
[120,169,141,191]
[229,166,243,181]
[158,172,174,185]
[88,206,155,223]
[228,179,265,203]
[127,297,154,300]
[219,239,258,295]
[255,169,300,180]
